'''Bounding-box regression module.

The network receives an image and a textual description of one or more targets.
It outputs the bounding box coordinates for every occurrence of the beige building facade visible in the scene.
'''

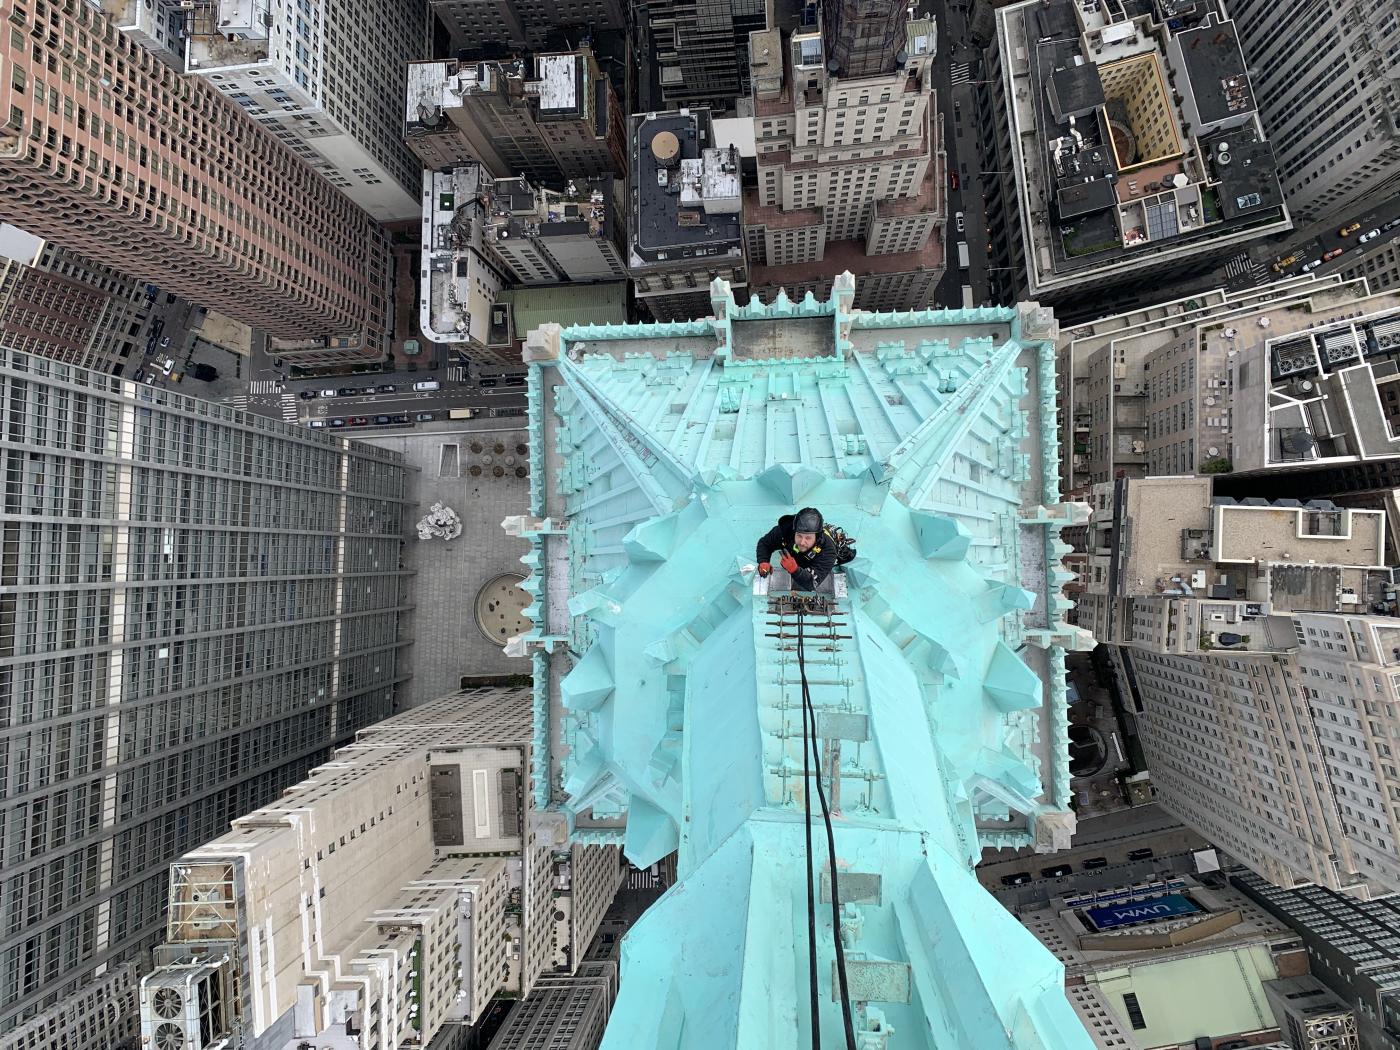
[1082,476,1400,895]
[744,18,947,312]
[0,0,391,366]
[137,687,623,1050]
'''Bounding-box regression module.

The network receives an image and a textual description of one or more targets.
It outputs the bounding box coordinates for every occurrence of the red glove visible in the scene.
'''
[780,551,799,574]
[757,562,772,577]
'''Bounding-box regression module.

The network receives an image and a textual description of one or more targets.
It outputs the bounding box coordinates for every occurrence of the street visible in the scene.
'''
[1263,200,1400,283]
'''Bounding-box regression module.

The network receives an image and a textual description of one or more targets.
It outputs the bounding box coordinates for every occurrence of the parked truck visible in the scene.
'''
[957,241,970,270]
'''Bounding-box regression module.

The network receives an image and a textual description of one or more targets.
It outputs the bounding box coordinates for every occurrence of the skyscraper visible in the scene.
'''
[0,349,413,1045]
[1227,0,1400,224]
[0,0,392,367]
[745,17,946,312]
[0,234,158,377]
[184,0,427,221]
[136,687,623,1050]
[642,0,765,108]
[404,49,626,185]
[427,0,625,54]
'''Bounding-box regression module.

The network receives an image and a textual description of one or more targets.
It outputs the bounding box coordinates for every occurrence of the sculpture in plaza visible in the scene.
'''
[416,501,462,541]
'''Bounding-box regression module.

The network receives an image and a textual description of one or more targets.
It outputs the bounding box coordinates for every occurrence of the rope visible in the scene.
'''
[797,608,857,1050]
[799,611,821,1050]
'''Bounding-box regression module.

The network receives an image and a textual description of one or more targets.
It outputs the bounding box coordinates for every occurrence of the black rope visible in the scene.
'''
[797,608,858,1050]
[798,612,821,1050]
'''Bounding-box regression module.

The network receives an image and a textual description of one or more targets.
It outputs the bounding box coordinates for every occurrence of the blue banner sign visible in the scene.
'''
[1085,893,1198,930]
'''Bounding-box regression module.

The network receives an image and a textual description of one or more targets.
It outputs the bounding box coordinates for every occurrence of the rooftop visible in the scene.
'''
[629,111,744,268]
[485,175,616,246]
[534,52,585,116]
[1174,15,1254,126]
[996,0,1290,298]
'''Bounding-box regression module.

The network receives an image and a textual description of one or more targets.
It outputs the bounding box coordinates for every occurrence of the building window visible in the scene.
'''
[1121,993,1146,1030]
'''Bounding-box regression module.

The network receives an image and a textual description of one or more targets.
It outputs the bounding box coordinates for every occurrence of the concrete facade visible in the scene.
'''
[1226,0,1400,225]
[744,18,947,312]
[137,687,623,1050]
[0,0,393,366]
[1080,475,1400,896]
[0,348,414,1041]
[184,0,427,221]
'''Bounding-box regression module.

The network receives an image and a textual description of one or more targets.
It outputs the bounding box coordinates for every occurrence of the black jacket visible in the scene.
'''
[756,515,837,589]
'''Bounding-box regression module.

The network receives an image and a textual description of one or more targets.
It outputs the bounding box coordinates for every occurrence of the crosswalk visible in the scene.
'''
[279,393,299,423]
[625,869,660,890]
[1223,252,1269,284]
[447,366,470,382]
[951,62,972,85]
[249,379,281,395]
[222,395,248,412]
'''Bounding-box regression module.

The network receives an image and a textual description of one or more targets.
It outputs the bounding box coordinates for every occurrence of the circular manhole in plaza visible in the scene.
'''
[474,573,530,644]
[470,442,483,454]
[515,443,527,455]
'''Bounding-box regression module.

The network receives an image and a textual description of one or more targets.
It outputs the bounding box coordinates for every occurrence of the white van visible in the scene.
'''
[413,380,440,392]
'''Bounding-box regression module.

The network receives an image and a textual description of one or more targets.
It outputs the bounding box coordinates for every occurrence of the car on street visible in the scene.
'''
[159,336,171,348]
[1301,258,1323,272]
[1081,857,1108,870]
[999,872,1031,887]
[142,374,156,385]
[329,418,346,428]
[373,415,391,425]
[299,390,318,399]
[479,378,498,388]
[1385,217,1400,232]
[156,356,175,375]
[337,387,357,396]
[1126,847,1155,861]
[1040,864,1073,879]
[949,171,960,190]
[1340,222,1362,236]
[415,412,435,422]
[391,414,409,424]
[413,380,440,391]
[308,420,326,428]
[376,384,396,393]
[320,388,339,397]
[1360,228,1382,243]
[348,416,368,426]
[1323,247,1344,261]
[1271,253,1298,272]
[955,210,965,233]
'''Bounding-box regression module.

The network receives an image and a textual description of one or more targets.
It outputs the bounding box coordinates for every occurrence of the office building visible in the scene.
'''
[183,0,427,221]
[137,687,623,1050]
[1081,474,1400,895]
[744,17,946,312]
[1056,275,1400,492]
[485,961,617,1050]
[509,280,1097,1046]
[99,0,187,67]
[420,166,627,362]
[1018,871,1304,1047]
[0,0,392,367]
[420,166,512,361]
[404,48,626,184]
[483,176,627,284]
[1264,975,1359,1050]
[984,0,1291,306]
[0,348,414,1044]
[1338,236,1400,298]
[1226,0,1400,225]
[0,236,158,376]
[427,0,624,54]
[628,110,747,320]
[643,0,764,109]
[1235,870,1400,1050]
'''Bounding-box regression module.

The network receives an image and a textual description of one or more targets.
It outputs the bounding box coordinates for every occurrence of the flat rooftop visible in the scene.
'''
[1175,17,1254,126]
[629,111,743,266]
[535,53,584,116]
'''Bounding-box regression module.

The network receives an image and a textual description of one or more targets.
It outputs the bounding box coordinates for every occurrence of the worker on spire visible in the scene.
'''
[755,507,837,592]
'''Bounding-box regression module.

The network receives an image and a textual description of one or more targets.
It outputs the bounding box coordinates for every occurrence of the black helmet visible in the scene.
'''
[793,507,823,534]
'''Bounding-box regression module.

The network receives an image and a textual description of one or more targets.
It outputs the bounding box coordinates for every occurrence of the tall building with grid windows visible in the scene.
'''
[744,16,946,312]
[135,687,622,1050]
[0,231,160,377]
[184,0,428,222]
[1226,0,1400,224]
[0,0,393,367]
[427,0,625,55]
[0,349,414,1047]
